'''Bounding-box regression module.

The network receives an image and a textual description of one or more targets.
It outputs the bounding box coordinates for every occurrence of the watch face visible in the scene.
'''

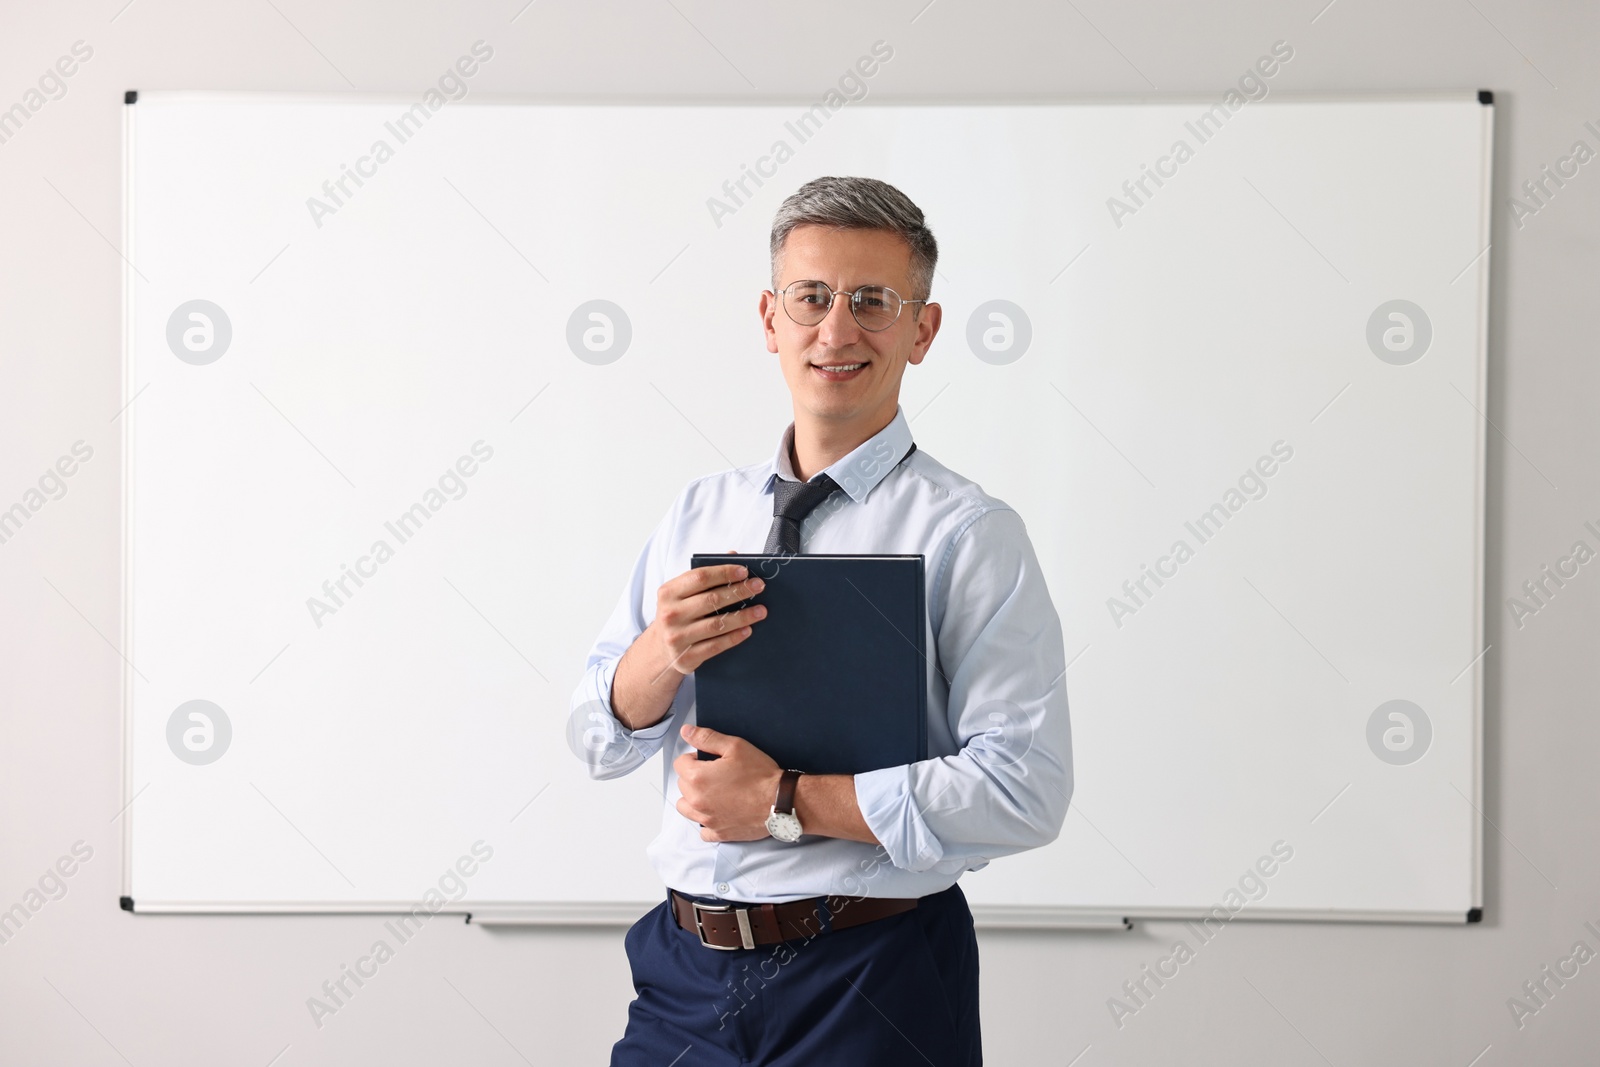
[766,810,803,843]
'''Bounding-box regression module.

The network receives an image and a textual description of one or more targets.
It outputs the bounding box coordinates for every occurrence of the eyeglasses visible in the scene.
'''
[775,280,928,332]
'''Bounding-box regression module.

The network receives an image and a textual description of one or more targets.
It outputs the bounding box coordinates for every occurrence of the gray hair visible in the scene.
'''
[769,176,938,306]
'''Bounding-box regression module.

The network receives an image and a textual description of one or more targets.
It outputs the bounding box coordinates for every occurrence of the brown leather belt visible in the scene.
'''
[670,889,918,950]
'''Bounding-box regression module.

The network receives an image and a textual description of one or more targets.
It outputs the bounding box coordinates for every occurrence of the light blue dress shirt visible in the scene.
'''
[567,403,1073,903]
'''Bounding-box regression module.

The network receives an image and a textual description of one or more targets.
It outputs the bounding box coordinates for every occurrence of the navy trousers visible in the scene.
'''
[610,884,982,1066]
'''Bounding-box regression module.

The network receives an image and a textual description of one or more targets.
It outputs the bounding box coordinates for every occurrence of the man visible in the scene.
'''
[567,175,1072,1066]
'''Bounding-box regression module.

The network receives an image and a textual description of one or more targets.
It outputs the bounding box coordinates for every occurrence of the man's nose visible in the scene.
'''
[817,293,863,345]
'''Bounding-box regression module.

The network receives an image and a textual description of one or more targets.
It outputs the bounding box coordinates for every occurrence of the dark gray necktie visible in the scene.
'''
[762,441,917,555]
[763,474,842,555]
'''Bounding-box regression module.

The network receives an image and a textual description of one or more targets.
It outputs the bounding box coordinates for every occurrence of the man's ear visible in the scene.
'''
[759,290,780,354]
[907,302,941,365]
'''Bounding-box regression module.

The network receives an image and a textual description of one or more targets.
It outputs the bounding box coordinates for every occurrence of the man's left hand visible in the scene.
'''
[673,724,782,842]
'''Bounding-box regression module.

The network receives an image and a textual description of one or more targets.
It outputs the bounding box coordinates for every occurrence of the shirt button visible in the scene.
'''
[716,882,731,896]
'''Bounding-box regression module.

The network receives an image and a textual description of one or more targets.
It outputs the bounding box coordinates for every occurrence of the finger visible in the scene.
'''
[681,723,736,756]
[675,562,751,599]
[685,575,766,630]
[675,797,709,823]
[662,626,752,677]
[662,575,762,649]
[687,602,764,646]
[654,622,749,681]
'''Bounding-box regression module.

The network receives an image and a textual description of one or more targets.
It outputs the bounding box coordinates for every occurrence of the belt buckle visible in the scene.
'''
[691,900,755,950]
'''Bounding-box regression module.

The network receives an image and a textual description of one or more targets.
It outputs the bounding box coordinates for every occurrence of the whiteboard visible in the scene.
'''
[120,92,1490,924]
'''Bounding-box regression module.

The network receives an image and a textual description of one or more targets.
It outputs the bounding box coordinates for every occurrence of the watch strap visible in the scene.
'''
[774,768,801,815]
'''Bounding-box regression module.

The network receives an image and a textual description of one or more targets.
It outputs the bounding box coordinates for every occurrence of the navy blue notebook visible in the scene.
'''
[688,554,928,776]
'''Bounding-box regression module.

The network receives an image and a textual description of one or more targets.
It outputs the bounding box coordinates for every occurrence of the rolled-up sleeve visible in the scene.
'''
[854,507,1073,874]
[566,495,684,780]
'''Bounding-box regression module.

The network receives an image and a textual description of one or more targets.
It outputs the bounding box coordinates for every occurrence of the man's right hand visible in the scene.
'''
[608,559,767,731]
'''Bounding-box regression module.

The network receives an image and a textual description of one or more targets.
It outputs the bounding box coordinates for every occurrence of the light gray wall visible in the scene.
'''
[1,1,1594,1063]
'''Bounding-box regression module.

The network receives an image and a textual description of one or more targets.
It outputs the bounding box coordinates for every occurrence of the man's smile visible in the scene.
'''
[811,359,870,381]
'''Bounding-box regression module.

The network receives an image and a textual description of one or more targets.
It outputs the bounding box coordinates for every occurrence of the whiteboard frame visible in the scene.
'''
[117,90,1493,926]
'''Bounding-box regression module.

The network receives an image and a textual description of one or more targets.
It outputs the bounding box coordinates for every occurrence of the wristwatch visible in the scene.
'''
[765,769,804,842]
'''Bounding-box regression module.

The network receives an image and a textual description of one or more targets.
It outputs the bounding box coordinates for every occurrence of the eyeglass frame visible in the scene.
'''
[773,280,931,332]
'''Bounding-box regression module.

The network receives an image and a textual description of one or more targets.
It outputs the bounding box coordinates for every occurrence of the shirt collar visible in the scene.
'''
[761,404,915,506]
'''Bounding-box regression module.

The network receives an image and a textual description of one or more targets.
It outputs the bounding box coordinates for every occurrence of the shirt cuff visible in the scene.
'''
[853,763,945,873]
